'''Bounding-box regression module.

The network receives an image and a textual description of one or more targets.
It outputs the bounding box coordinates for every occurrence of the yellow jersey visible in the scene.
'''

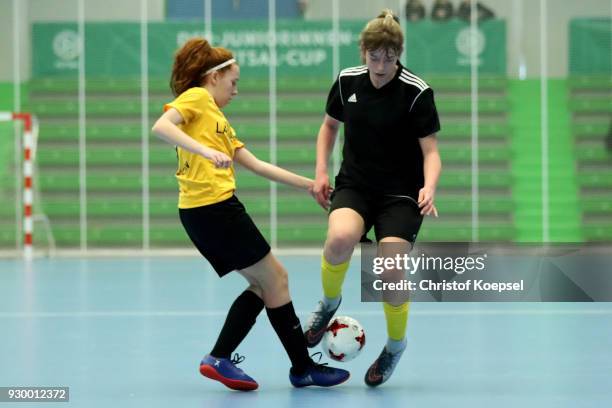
[164,87,244,208]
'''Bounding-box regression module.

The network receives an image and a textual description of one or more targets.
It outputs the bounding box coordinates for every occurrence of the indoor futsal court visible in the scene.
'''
[1,0,611,407]
[2,256,612,407]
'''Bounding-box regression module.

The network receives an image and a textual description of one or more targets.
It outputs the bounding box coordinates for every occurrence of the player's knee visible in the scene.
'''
[274,266,289,294]
[326,230,360,256]
[261,264,289,294]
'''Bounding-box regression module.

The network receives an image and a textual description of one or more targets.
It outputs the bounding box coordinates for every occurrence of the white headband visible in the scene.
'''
[202,58,236,76]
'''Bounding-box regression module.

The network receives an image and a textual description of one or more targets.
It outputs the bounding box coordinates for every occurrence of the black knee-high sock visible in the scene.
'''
[266,302,312,375]
[210,290,264,359]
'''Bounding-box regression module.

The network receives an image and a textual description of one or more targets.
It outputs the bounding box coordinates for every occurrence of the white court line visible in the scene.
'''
[0,247,328,258]
[0,310,611,319]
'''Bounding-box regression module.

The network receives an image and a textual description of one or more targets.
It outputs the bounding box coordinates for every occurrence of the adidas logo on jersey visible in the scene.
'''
[347,93,357,103]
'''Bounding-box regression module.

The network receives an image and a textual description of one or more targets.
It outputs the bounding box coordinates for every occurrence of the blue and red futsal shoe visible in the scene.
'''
[289,353,350,388]
[199,354,258,391]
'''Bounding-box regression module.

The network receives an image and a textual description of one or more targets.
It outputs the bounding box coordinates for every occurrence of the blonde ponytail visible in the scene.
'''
[359,9,403,55]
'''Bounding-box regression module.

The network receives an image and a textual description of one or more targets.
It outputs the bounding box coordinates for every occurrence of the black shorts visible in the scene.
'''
[179,195,271,277]
[329,187,424,243]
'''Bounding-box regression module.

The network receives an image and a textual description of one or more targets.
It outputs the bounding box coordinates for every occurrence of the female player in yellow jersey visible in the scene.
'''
[152,38,349,391]
[303,9,442,386]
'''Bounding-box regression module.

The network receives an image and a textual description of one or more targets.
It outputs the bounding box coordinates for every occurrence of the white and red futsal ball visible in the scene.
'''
[321,316,365,362]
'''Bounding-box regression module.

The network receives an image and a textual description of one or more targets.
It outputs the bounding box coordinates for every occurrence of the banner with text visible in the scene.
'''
[32,20,506,78]
[569,18,611,75]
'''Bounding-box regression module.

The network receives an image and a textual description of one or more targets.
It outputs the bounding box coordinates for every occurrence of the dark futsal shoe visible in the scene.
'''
[199,353,258,391]
[303,297,342,347]
[364,339,407,387]
[289,355,350,388]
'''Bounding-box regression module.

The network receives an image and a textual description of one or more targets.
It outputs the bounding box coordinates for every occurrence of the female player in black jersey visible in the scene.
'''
[152,37,349,391]
[303,9,442,386]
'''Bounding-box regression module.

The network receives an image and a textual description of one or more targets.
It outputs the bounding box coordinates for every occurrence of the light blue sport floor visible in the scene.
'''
[1,256,611,408]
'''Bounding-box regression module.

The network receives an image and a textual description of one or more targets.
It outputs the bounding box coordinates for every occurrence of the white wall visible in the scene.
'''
[0,0,165,82]
[28,0,165,21]
[518,0,611,78]
[304,0,612,77]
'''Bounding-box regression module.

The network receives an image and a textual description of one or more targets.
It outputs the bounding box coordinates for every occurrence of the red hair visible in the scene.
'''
[170,37,234,96]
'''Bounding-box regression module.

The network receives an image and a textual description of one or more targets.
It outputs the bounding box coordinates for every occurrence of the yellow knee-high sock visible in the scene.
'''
[321,256,350,299]
[383,302,410,341]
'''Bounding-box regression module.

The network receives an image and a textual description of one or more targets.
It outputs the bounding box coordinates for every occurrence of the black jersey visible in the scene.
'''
[325,62,440,198]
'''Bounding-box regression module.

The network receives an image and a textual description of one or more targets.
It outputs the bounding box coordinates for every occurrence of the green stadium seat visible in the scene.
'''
[428,75,507,91]
[440,147,510,163]
[572,123,609,139]
[39,173,177,192]
[26,100,167,117]
[438,171,512,188]
[577,172,612,188]
[436,98,508,114]
[29,78,170,94]
[40,200,179,218]
[37,146,177,166]
[40,123,145,141]
[581,196,612,213]
[575,147,612,162]
[45,224,189,246]
[438,123,509,139]
[234,122,317,140]
[568,76,612,90]
[569,98,612,113]
[420,221,515,241]
[582,224,612,241]
[0,122,15,189]
[435,196,514,214]
[0,227,18,246]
